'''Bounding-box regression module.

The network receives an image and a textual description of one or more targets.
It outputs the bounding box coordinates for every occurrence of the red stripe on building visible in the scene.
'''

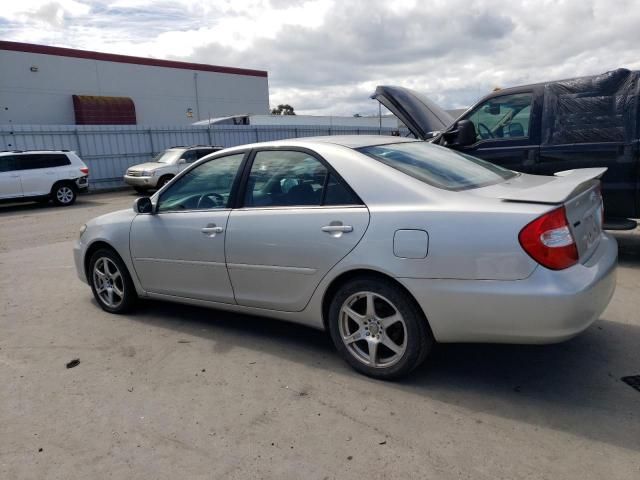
[0,41,268,78]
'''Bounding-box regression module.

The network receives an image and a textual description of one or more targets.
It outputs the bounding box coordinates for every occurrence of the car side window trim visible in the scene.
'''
[233,146,364,210]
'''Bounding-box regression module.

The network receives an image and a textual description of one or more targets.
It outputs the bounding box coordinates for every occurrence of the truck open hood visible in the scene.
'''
[371,86,454,140]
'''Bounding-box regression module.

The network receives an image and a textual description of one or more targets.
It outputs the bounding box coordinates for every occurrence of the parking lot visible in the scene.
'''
[0,190,639,479]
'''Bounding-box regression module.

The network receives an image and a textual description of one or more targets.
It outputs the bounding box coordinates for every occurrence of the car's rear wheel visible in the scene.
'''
[89,248,136,313]
[328,277,433,379]
[52,182,77,206]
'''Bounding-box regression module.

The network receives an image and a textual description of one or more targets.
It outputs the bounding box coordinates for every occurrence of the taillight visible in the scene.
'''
[518,206,578,270]
[80,167,89,175]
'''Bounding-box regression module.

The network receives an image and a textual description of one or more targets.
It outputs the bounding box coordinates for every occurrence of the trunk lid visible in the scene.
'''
[371,86,454,140]
[473,168,607,262]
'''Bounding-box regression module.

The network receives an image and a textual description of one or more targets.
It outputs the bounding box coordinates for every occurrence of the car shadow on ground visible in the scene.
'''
[118,302,640,455]
[107,231,640,452]
[0,198,106,216]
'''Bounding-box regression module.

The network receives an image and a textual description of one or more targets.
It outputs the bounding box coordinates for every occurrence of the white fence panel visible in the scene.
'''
[1,124,407,190]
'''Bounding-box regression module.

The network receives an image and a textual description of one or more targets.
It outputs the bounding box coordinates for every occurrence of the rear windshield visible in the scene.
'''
[357,142,516,191]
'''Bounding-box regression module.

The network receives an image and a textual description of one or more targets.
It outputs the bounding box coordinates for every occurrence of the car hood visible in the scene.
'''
[128,162,167,171]
[371,86,455,140]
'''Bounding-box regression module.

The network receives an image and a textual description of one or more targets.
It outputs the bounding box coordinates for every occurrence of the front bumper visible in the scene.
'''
[73,239,88,284]
[123,175,157,188]
[401,233,618,344]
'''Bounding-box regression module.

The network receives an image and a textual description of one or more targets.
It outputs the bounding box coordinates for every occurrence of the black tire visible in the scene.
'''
[88,248,137,314]
[156,175,173,189]
[133,186,148,194]
[51,182,77,206]
[327,276,433,380]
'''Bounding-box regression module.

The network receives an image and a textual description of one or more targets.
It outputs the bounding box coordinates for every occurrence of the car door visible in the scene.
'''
[0,155,23,199]
[225,148,370,312]
[455,91,540,172]
[129,152,246,303]
[17,153,71,196]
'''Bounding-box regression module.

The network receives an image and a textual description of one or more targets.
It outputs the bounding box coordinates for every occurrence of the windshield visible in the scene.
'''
[152,149,184,164]
[357,142,517,191]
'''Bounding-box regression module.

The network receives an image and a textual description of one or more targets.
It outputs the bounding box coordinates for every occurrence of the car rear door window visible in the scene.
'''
[244,151,328,207]
[0,155,17,172]
[157,153,244,212]
[15,154,71,170]
[323,173,362,206]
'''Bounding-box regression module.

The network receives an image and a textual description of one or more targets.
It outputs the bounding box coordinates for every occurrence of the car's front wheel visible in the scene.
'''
[89,248,136,313]
[328,277,433,379]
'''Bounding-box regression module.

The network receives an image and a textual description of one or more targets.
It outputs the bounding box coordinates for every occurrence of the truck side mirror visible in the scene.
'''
[133,196,154,214]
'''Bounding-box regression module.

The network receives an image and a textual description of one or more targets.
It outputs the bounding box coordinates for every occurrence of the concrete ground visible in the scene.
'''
[0,190,639,480]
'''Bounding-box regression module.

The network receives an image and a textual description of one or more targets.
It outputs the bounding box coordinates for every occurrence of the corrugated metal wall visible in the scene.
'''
[0,124,407,189]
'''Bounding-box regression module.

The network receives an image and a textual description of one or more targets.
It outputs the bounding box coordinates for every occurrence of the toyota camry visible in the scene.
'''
[74,136,617,379]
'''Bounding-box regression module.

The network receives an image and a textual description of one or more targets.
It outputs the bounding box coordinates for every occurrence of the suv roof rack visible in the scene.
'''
[0,149,70,153]
[168,145,224,149]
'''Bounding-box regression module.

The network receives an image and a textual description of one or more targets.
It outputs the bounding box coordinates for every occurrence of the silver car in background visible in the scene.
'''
[74,136,617,379]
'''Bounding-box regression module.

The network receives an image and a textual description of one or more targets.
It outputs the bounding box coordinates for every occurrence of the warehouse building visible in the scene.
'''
[0,41,269,126]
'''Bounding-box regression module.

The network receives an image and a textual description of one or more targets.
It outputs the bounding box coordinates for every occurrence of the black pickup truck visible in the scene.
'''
[373,68,640,228]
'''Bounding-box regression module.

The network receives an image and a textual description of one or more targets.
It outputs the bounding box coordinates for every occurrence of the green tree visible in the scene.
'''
[271,104,296,115]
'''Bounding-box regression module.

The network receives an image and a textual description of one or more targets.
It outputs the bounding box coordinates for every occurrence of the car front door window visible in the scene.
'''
[467,93,532,142]
[157,154,244,212]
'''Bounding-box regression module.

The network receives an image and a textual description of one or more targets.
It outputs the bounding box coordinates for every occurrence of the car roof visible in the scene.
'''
[0,149,71,155]
[220,135,420,153]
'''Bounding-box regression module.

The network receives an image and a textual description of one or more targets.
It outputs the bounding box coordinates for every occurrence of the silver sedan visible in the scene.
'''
[74,136,617,379]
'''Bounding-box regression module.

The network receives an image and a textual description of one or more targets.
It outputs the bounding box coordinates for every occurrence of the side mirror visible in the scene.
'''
[133,196,154,214]
[444,119,476,147]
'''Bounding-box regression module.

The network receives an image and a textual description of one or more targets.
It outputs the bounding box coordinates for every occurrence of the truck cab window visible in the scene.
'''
[467,93,532,142]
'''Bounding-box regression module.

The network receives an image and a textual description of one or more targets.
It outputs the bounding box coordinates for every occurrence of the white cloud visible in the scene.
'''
[2,0,640,115]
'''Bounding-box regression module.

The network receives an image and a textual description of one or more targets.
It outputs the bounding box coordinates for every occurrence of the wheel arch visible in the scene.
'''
[83,240,129,283]
[320,268,432,336]
[50,179,77,195]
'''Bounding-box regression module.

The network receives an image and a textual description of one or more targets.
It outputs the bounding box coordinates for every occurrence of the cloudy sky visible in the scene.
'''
[2,0,640,115]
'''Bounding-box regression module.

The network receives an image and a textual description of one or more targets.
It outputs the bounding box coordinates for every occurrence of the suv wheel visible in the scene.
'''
[156,175,173,189]
[328,277,433,379]
[89,248,136,313]
[52,183,77,206]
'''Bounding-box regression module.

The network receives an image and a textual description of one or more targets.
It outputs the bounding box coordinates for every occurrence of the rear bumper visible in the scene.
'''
[75,175,89,193]
[124,175,157,188]
[401,233,618,344]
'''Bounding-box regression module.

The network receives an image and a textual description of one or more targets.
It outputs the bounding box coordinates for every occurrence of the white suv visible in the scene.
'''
[124,145,223,192]
[0,150,89,206]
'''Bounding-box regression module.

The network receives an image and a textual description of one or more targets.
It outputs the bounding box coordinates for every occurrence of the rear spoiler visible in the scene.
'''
[499,168,607,204]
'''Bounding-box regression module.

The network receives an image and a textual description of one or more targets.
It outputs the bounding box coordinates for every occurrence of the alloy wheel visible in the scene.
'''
[338,291,407,368]
[56,186,74,204]
[93,257,125,308]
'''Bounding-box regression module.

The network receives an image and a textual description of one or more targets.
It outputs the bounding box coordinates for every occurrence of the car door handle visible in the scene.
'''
[201,224,224,236]
[321,225,353,233]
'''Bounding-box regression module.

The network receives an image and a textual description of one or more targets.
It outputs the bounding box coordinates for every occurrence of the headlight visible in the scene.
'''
[79,224,87,238]
[141,170,155,177]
